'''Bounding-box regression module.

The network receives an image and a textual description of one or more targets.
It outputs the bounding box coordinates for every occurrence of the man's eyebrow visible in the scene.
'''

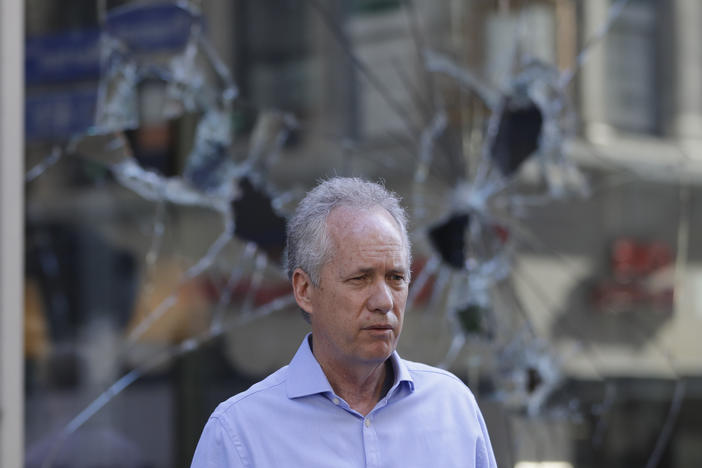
[342,267,378,277]
[388,268,409,277]
[377,267,409,275]
[349,267,374,275]
[344,266,408,276]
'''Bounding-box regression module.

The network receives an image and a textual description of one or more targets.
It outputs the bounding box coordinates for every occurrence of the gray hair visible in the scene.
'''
[286,177,411,290]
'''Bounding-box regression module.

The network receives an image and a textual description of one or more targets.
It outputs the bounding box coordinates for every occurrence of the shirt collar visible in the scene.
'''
[286,333,415,399]
[389,347,415,394]
[286,334,334,398]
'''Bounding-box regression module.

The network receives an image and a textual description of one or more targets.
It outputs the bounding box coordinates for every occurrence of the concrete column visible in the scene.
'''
[579,0,612,142]
[0,0,25,467]
[666,0,702,140]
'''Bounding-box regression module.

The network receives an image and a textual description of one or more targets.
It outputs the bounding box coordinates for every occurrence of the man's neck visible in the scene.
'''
[310,339,394,416]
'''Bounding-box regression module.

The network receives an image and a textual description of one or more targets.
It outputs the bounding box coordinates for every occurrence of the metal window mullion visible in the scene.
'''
[0,0,25,467]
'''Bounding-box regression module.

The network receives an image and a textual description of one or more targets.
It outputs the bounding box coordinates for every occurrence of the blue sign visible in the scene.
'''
[26,29,101,85]
[25,87,97,141]
[26,2,200,86]
[25,2,201,141]
[105,2,198,53]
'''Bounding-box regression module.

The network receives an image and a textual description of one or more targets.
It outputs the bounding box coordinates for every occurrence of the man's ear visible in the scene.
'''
[292,268,314,315]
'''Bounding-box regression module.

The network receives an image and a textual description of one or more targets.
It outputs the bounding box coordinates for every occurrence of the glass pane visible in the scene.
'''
[22,1,701,467]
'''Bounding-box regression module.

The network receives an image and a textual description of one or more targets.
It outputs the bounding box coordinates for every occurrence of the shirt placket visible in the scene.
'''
[325,391,396,468]
[361,413,381,468]
[362,394,393,468]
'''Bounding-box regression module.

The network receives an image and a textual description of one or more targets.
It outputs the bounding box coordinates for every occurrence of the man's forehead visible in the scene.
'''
[327,205,399,234]
[326,206,408,266]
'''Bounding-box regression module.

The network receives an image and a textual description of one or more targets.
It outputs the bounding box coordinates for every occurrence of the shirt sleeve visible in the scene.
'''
[473,397,498,468]
[190,416,247,468]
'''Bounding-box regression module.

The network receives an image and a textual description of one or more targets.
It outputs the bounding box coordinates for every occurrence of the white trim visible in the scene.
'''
[579,0,609,131]
[0,0,25,467]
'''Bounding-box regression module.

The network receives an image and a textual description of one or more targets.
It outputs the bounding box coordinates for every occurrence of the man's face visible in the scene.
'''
[302,205,410,369]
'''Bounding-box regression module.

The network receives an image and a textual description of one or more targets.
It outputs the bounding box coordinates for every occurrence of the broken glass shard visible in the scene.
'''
[232,176,287,264]
[26,146,63,183]
[456,302,493,338]
[490,96,543,177]
[94,35,140,133]
[183,109,233,194]
[246,110,299,170]
[428,213,470,269]
[164,36,207,116]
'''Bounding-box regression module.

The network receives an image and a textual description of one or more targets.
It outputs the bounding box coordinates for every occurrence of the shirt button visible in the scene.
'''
[364,418,371,428]
[332,398,340,405]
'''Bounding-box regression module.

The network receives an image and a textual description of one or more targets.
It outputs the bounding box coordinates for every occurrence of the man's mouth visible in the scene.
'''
[365,325,393,330]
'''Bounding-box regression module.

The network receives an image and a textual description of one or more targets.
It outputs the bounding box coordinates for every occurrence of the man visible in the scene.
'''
[191,177,497,467]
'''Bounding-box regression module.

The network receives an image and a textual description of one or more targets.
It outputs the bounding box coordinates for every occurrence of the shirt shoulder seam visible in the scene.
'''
[410,368,463,381]
[209,415,249,467]
[216,378,288,414]
[404,363,473,391]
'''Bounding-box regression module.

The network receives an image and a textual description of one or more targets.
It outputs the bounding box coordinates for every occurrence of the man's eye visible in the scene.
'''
[390,274,405,282]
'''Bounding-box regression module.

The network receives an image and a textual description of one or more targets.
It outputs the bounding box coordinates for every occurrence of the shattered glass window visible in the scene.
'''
[22,1,702,467]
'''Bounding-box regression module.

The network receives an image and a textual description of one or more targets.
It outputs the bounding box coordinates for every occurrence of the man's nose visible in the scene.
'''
[368,280,393,313]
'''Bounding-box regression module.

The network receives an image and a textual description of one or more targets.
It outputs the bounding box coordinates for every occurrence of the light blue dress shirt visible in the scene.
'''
[191,334,497,467]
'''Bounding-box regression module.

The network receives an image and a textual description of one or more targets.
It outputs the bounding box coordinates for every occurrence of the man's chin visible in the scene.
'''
[358,341,395,362]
